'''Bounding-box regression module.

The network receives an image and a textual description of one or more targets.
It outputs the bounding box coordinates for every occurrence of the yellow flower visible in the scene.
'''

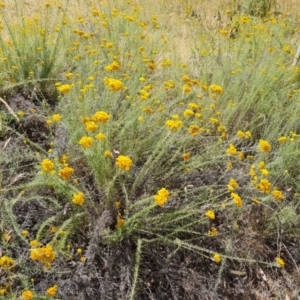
[165,119,183,131]
[245,131,252,138]
[183,109,194,117]
[103,77,123,91]
[41,158,55,173]
[236,130,245,138]
[227,178,238,191]
[278,136,287,143]
[79,136,93,149]
[213,253,221,263]
[104,150,112,157]
[258,139,271,153]
[95,133,106,141]
[205,210,215,220]
[72,192,85,206]
[188,124,200,136]
[275,257,285,268]
[51,114,61,123]
[272,189,284,201]
[208,227,218,236]
[91,111,111,123]
[226,144,237,155]
[58,166,74,180]
[182,152,191,162]
[231,192,243,207]
[256,179,271,194]
[0,255,15,269]
[85,121,98,132]
[46,285,58,297]
[116,155,133,171]
[21,290,34,300]
[0,284,9,296]
[115,213,125,228]
[56,84,73,94]
[104,61,120,71]
[30,244,56,268]
[209,84,223,94]
[154,188,170,207]
[22,230,29,237]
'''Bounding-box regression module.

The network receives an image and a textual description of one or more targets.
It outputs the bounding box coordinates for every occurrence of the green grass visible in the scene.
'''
[0,0,300,298]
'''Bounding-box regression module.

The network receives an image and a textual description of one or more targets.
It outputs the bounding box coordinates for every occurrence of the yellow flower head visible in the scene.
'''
[275,257,285,268]
[58,166,74,180]
[154,188,170,207]
[85,121,98,132]
[95,133,107,141]
[46,285,58,297]
[256,179,271,194]
[226,144,237,155]
[231,192,243,207]
[0,255,15,269]
[115,212,125,228]
[41,158,55,173]
[51,114,62,123]
[258,139,271,153]
[79,136,93,149]
[208,227,218,236]
[91,111,111,123]
[21,290,34,300]
[213,253,221,263]
[272,189,284,201]
[104,150,112,157]
[209,84,223,95]
[182,152,191,162]
[103,77,123,91]
[165,119,183,131]
[227,178,238,191]
[72,192,85,206]
[205,210,215,220]
[56,84,73,94]
[116,155,133,171]
[30,244,56,268]
[188,124,200,136]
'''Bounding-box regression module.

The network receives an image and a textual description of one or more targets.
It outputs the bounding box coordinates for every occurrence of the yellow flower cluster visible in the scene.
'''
[256,178,271,194]
[258,139,271,153]
[209,84,223,95]
[72,192,85,206]
[208,227,218,236]
[103,77,123,91]
[236,130,252,138]
[115,155,133,171]
[91,111,111,123]
[0,255,15,269]
[275,257,285,268]
[213,253,221,263]
[41,158,55,173]
[79,136,93,149]
[46,285,58,297]
[231,192,243,207]
[104,61,120,71]
[30,243,56,269]
[272,188,284,201]
[227,178,238,192]
[165,119,183,131]
[21,290,34,300]
[154,187,170,207]
[205,209,215,220]
[56,83,73,94]
[226,143,237,155]
[58,166,74,180]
